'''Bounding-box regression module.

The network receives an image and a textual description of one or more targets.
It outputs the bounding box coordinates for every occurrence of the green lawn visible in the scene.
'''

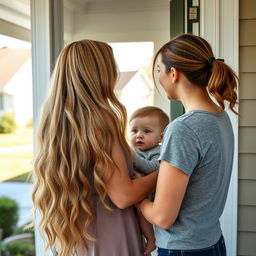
[0,127,33,147]
[7,172,32,183]
[0,127,33,182]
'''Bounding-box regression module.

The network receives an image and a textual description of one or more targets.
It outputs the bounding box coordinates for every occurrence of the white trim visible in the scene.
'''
[0,19,31,42]
[0,0,30,29]
[192,22,199,35]
[31,0,50,129]
[49,0,64,70]
[31,0,52,255]
[215,0,220,57]
[200,1,239,255]
[200,0,220,56]
[185,0,188,33]
[31,0,63,255]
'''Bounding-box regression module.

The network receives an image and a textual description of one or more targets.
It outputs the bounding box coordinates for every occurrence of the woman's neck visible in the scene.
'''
[179,85,223,114]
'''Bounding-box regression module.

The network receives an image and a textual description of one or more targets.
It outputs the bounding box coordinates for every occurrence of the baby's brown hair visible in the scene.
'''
[129,106,170,132]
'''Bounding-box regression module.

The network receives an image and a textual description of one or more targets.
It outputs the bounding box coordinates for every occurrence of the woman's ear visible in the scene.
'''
[170,67,179,83]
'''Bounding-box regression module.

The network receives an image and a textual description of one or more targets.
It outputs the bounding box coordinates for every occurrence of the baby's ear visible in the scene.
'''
[158,132,164,143]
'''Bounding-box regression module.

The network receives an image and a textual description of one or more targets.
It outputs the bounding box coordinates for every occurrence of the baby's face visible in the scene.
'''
[129,115,162,152]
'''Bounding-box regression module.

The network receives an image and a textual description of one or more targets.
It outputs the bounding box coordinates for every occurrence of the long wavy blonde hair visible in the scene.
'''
[32,40,131,255]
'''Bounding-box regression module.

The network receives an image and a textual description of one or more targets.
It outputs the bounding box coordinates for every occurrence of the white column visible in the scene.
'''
[201,1,239,256]
[49,0,64,71]
[30,0,63,255]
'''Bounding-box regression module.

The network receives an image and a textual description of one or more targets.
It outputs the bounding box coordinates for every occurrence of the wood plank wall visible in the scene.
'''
[238,0,256,255]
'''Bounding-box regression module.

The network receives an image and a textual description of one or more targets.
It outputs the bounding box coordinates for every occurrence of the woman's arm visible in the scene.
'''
[138,160,189,229]
[104,125,158,209]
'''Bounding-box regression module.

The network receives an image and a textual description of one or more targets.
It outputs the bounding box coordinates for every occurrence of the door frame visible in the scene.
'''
[201,1,239,255]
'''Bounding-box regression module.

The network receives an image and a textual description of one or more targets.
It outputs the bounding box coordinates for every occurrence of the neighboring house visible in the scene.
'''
[115,69,155,118]
[115,70,136,98]
[0,47,32,127]
[0,92,13,117]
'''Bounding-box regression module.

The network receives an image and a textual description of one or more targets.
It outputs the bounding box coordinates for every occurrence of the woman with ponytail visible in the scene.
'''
[32,40,158,256]
[138,34,238,256]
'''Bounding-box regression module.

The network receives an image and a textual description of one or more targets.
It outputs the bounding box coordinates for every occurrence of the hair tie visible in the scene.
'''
[208,57,216,66]
[206,57,224,70]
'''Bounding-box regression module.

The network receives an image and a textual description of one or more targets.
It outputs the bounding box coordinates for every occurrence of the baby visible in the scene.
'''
[129,106,170,255]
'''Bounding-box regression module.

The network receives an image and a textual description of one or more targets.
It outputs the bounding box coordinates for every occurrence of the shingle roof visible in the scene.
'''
[0,47,31,89]
[115,71,137,91]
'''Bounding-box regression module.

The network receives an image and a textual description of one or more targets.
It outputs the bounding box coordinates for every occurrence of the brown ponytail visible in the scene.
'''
[208,60,239,115]
[153,34,239,115]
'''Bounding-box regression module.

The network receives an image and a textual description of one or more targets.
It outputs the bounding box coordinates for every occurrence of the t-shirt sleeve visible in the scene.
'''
[159,121,201,176]
[135,153,159,174]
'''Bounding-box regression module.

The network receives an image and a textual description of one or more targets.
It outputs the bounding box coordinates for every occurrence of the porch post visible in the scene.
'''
[201,0,239,255]
[169,0,185,120]
[30,0,63,254]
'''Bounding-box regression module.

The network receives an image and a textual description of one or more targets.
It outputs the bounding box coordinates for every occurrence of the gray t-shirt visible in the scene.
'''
[156,110,234,250]
[134,146,160,174]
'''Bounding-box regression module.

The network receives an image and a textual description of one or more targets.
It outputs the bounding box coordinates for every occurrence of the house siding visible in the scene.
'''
[238,0,256,255]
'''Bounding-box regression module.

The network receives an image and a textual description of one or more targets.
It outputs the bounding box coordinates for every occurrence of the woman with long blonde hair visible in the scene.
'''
[138,34,239,256]
[32,40,158,256]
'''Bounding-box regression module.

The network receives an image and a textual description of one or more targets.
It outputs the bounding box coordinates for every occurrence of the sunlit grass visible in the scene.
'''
[7,172,32,183]
[0,127,33,147]
[0,127,33,181]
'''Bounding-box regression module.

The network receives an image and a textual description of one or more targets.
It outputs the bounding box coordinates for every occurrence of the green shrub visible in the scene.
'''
[0,197,19,238]
[2,241,35,256]
[0,113,18,133]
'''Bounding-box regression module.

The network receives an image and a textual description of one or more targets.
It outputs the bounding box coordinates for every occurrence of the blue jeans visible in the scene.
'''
[157,235,226,256]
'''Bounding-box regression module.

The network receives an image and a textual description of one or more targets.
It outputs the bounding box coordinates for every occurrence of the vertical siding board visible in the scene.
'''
[240,20,256,46]
[239,127,256,153]
[238,180,256,206]
[239,73,256,99]
[237,232,256,255]
[239,100,256,126]
[239,154,256,179]
[238,206,256,231]
[239,46,256,72]
[239,1,256,255]
[240,0,256,19]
